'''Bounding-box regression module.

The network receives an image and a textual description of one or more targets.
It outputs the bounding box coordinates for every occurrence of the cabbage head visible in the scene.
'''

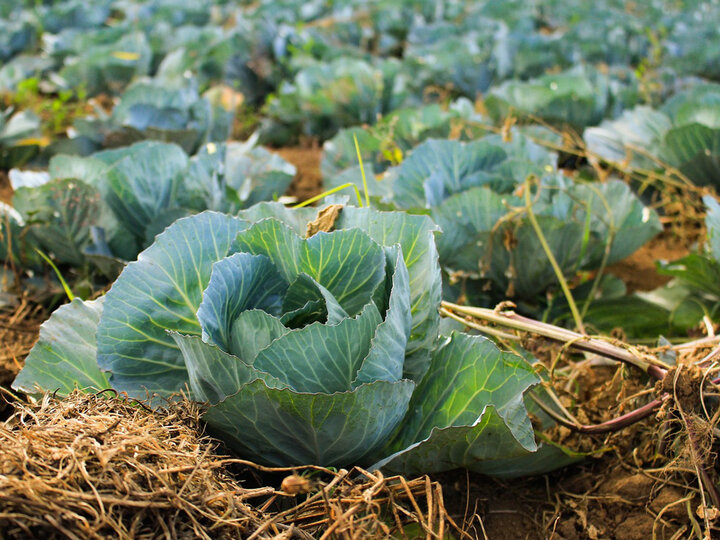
[15,204,565,475]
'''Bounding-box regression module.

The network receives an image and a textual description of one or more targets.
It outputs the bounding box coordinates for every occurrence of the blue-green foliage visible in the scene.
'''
[586,83,720,188]
[2,139,295,274]
[14,204,570,476]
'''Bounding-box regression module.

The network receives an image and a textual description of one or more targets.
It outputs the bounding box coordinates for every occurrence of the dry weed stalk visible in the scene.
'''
[442,302,720,538]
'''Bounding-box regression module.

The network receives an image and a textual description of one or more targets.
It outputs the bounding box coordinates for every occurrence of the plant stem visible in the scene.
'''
[532,393,666,434]
[523,176,586,333]
[353,133,371,208]
[35,248,74,301]
[294,182,363,208]
[439,307,520,342]
[441,301,668,379]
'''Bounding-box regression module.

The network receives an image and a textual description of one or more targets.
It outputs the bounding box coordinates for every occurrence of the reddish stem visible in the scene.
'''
[570,396,665,435]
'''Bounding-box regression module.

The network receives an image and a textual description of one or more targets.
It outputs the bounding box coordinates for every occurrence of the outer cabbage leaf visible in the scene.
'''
[204,379,415,467]
[374,332,541,476]
[237,202,317,236]
[12,298,109,396]
[97,211,248,396]
[171,333,286,404]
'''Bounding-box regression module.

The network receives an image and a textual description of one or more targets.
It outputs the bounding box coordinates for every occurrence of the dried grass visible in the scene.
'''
[0,298,43,388]
[0,391,455,539]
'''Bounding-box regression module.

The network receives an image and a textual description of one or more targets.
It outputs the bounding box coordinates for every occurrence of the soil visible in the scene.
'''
[273,146,324,203]
[438,458,688,540]
[607,234,690,293]
[0,301,43,413]
[0,170,11,204]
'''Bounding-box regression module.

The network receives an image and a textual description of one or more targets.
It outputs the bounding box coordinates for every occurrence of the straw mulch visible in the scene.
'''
[0,297,43,389]
[0,391,457,539]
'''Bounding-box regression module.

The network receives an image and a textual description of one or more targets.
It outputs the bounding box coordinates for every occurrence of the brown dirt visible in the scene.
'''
[273,146,324,203]
[660,363,705,414]
[607,234,690,293]
[439,458,690,540]
[0,170,11,204]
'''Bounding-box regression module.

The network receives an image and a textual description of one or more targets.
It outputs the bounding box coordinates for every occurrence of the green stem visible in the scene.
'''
[35,248,74,301]
[523,176,585,333]
[353,133,371,208]
[294,183,363,208]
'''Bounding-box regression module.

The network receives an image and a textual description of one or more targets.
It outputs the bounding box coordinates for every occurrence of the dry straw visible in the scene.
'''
[0,391,456,539]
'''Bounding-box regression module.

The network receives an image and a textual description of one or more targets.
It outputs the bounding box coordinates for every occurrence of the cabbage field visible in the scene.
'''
[1,0,720,538]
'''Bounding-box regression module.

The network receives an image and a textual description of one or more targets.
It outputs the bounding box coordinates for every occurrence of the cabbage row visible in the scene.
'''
[4,0,720,477]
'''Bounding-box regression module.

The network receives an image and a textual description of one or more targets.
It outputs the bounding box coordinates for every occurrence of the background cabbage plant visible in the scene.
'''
[0,108,43,168]
[585,83,720,187]
[72,78,232,155]
[639,196,720,331]
[2,139,295,279]
[321,101,487,196]
[353,135,662,307]
[259,57,413,144]
[485,65,640,130]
